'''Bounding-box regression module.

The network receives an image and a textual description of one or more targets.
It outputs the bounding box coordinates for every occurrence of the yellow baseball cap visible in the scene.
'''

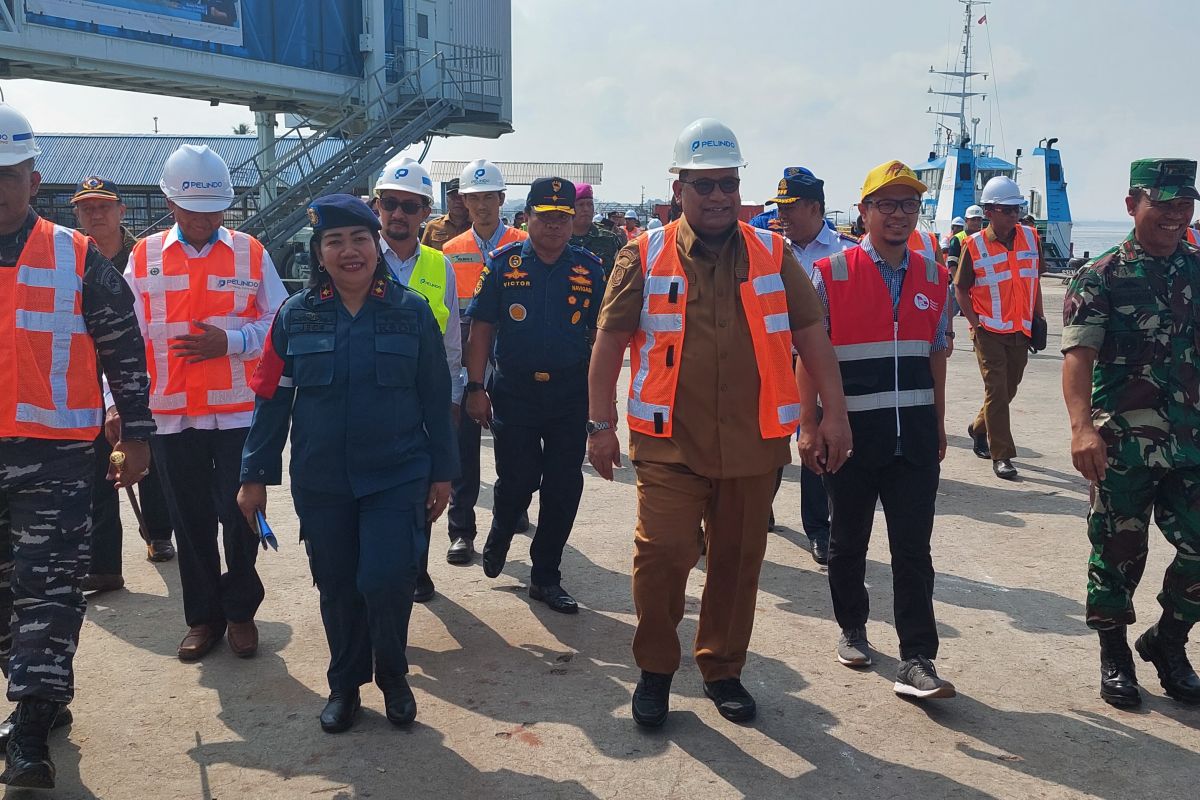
[860,160,927,200]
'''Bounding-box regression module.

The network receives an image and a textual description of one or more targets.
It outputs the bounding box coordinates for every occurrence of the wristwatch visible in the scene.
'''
[466,381,486,393]
[585,420,613,436]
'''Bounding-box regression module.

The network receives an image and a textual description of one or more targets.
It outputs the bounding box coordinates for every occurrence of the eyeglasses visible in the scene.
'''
[864,198,921,215]
[984,204,1021,216]
[680,177,741,196]
[378,197,426,215]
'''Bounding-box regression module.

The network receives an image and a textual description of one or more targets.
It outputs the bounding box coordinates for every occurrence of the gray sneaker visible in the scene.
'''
[894,656,956,699]
[837,627,873,667]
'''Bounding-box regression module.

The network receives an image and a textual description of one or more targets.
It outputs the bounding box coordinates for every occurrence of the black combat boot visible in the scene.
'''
[0,697,62,789]
[1097,627,1140,708]
[1135,617,1200,704]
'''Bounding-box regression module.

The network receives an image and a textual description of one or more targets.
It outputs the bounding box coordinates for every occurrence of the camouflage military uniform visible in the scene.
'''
[0,208,154,703]
[570,223,624,280]
[1062,231,1200,628]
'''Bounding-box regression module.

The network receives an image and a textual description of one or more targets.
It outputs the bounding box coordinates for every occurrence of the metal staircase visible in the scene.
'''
[229,46,505,275]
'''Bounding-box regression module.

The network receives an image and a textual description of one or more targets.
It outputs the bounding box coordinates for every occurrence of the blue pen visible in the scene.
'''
[256,509,279,551]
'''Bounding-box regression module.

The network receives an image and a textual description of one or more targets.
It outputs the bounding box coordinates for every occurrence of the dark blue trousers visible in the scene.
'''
[799,465,831,546]
[489,374,587,587]
[295,482,427,692]
[447,411,482,540]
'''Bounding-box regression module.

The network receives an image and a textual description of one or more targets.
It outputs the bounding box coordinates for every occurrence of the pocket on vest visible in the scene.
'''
[375,333,419,387]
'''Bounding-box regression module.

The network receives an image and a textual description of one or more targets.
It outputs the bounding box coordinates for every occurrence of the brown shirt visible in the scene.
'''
[598,216,824,479]
[420,214,470,251]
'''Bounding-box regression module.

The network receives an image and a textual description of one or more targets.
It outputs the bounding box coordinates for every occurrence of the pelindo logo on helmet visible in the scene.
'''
[694,139,736,151]
[474,168,486,179]
[181,180,224,191]
[395,168,409,179]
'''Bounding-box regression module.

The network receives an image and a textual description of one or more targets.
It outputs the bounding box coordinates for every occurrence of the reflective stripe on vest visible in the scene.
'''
[0,218,102,440]
[908,230,941,266]
[444,226,527,305]
[966,225,1039,334]
[819,246,945,424]
[407,244,450,333]
[626,220,802,439]
[134,229,265,415]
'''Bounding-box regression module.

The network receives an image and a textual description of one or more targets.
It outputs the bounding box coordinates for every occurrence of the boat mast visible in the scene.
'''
[927,0,987,158]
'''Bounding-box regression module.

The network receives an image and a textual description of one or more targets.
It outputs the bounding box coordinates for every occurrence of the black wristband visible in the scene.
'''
[466,381,485,393]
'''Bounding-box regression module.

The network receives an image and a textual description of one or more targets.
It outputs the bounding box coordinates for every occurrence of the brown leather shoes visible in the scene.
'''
[227,621,259,658]
[178,625,223,662]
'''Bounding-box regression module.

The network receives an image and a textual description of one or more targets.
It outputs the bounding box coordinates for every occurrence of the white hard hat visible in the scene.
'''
[980,176,1026,207]
[951,216,966,226]
[646,218,663,230]
[160,144,234,212]
[0,104,40,167]
[375,156,434,200]
[458,158,506,194]
[624,209,638,219]
[592,214,603,224]
[965,204,985,219]
[670,117,747,174]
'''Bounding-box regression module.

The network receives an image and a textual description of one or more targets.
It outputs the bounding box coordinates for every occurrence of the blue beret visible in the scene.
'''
[306,193,381,233]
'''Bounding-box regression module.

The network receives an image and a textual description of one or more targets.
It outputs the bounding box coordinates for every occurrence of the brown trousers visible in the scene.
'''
[631,461,776,681]
[971,327,1029,461]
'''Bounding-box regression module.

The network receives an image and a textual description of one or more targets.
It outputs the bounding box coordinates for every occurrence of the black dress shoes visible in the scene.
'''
[446,537,475,565]
[482,529,512,579]
[320,690,360,733]
[811,538,829,565]
[382,679,417,727]
[703,678,757,723]
[529,584,578,614]
[968,424,990,459]
[413,571,435,603]
[993,459,1018,480]
[632,670,673,728]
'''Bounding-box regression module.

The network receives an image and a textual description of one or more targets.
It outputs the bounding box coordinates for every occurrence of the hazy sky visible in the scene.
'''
[2,0,1196,220]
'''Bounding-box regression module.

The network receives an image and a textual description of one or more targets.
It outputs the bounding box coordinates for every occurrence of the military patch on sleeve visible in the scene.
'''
[609,250,635,288]
[474,266,489,297]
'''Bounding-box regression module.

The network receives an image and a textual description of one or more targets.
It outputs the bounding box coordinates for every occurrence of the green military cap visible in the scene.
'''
[1129,158,1200,201]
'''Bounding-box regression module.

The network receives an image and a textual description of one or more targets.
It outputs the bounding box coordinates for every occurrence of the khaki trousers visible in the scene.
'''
[971,327,1029,461]
[631,461,775,681]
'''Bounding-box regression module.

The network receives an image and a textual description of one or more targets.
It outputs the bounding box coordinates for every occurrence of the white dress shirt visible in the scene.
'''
[788,223,859,278]
[380,236,465,406]
[122,225,288,433]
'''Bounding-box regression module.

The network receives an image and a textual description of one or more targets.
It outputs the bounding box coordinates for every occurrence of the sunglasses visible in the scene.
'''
[378,197,426,215]
[680,177,741,196]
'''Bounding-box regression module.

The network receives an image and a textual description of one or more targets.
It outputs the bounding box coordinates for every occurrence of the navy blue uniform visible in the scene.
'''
[241,276,457,693]
[467,239,603,585]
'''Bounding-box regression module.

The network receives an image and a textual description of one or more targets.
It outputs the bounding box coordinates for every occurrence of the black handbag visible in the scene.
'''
[1029,315,1048,353]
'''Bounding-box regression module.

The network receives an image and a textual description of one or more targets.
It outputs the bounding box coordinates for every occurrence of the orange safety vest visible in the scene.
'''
[443,225,528,306]
[1187,227,1199,247]
[627,220,801,439]
[131,229,266,416]
[0,217,102,440]
[908,229,944,266]
[965,224,1040,335]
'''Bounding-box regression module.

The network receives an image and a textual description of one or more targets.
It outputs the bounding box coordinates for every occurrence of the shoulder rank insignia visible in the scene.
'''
[371,277,388,298]
[319,283,334,301]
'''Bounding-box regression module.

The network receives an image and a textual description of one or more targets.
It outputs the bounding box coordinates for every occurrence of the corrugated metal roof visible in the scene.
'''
[34,134,348,189]
[430,161,602,185]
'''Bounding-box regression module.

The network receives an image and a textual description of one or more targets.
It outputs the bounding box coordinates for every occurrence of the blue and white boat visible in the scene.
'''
[912,0,1073,270]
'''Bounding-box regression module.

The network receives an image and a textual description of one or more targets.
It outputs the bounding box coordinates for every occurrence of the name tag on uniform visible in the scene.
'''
[286,309,335,333]
[376,309,420,335]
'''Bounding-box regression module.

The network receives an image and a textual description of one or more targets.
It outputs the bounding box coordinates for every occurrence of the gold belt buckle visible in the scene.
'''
[534,371,551,382]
